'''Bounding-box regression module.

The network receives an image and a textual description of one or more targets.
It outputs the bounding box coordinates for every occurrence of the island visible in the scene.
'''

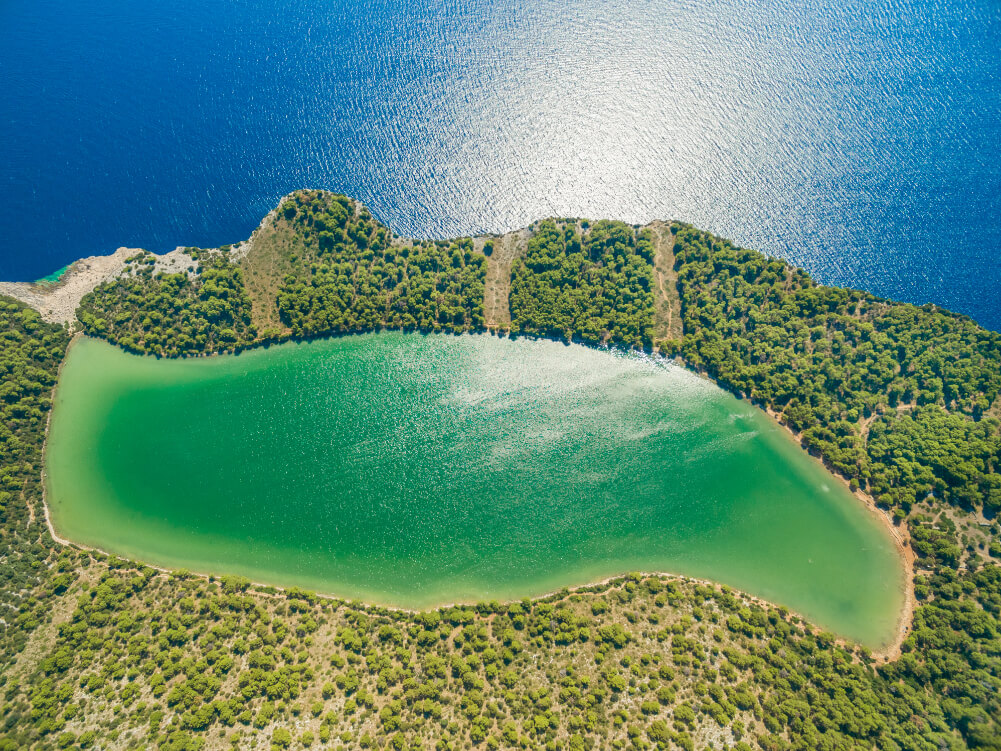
[0,190,997,751]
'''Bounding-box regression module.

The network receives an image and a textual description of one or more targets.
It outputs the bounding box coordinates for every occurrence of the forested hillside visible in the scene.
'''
[671,224,1001,521]
[76,252,256,357]
[73,192,486,355]
[508,219,654,349]
[0,194,998,749]
[7,533,999,751]
[0,299,69,661]
[274,192,485,338]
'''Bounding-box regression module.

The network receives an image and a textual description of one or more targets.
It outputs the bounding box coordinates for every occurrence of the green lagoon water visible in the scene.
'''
[47,334,905,647]
[34,264,70,286]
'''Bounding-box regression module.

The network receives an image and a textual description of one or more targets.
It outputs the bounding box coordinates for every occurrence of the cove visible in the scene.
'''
[46,334,905,647]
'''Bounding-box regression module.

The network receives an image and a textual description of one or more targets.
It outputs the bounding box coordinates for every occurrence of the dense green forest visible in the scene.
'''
[509,219,654,348]
[74,192,486,354]
[671,224,1001,520]
[76,252,256,357]
[1,193,999,748]
[0,299,69,662]
[275,192,485,337]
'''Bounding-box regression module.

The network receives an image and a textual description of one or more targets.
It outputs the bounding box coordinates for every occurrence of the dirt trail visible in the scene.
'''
[476,229,530,330]
[648,221,682,341]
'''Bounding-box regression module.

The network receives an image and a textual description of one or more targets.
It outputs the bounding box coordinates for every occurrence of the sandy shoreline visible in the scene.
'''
[40,332,84,548]
[40,513,900,657]
[760,403,915,662]
[678,364,916,661]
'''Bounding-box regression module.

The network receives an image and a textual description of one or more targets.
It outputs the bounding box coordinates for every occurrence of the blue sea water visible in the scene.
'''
[2,0,999,329]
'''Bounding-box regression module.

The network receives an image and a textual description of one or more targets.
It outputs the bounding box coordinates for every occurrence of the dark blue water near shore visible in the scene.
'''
[2,0,999,328]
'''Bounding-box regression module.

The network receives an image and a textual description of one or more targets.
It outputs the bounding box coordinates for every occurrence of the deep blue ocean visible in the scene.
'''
[2,0,999,329]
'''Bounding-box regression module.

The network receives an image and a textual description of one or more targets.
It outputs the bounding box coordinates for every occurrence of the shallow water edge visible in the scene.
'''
[45,332,908,648]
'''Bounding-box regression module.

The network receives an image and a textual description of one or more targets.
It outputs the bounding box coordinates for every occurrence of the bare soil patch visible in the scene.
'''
[475,229,531,330]
[648,220,683,342]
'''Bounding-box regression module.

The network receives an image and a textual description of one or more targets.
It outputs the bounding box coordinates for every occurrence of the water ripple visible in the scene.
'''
[1,0,998,328]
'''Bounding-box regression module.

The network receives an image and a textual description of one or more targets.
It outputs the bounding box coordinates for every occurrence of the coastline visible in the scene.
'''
[40,334,909,658]
[759,402,916,662]
[0,190,285,326]
[0,247,187,325]
[18,195,917,663]
[37,520,902,657]
[678,362,916,661]
[39,331,83,549]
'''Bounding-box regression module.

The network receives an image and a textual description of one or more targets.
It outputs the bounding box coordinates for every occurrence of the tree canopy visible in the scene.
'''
[509,219,654,348]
